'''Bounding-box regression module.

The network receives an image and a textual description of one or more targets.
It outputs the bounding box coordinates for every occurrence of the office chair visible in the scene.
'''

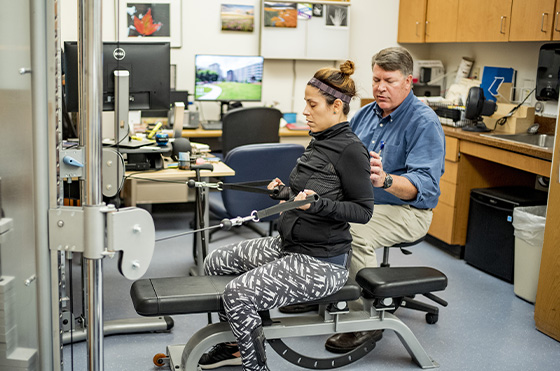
[220,106,283,158]
[209,142,305,238]
[380,236,448,324]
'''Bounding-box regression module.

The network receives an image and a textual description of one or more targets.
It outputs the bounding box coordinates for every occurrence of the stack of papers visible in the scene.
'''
[286,123,310,131]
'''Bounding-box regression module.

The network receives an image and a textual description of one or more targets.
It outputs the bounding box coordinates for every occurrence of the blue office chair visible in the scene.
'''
[209,142,305,238]
[220,106,283,158]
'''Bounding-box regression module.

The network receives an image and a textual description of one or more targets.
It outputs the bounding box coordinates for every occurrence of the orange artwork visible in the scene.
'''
[133,8,163,36]
[264,2,298,28]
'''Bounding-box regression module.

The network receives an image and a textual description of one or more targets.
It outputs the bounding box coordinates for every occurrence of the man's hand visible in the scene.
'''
[295,189,316,210]
[369,151,385,188]
[370,151,418,200]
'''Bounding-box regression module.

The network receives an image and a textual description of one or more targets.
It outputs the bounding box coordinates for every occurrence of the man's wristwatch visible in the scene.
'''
[382,173,393,189]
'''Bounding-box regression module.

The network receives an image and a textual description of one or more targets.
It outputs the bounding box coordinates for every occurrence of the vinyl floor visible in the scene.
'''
[62,204,560,371]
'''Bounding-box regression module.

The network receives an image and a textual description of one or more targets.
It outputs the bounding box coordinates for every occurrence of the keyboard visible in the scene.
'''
[201,121,222,130]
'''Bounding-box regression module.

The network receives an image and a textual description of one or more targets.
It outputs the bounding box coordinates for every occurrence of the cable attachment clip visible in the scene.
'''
[220,211,258,231]
[187,179,223,190]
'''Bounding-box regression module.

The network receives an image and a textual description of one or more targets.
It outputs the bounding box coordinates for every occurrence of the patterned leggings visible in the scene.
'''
[204,235,349,371]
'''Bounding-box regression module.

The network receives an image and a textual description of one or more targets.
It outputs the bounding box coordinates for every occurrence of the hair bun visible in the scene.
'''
[340,60,355,76]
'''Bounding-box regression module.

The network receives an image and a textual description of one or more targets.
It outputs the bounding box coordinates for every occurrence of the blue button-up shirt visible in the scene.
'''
[350,91,445,209]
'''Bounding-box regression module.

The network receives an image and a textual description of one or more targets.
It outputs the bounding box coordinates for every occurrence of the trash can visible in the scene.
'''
[512,206,547,303]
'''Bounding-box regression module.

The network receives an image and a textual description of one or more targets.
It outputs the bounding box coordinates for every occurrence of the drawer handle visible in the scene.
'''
[500,16,507,34]
[542,13,549,33]
[555,12,560,32]
[416,21,420,37]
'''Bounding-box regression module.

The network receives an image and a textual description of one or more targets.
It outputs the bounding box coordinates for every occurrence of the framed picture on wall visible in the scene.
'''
[221,4,255,32]
[116,0,182,48]
[312,4,323,17]
[264,2,298,28]
[326,5,348,28]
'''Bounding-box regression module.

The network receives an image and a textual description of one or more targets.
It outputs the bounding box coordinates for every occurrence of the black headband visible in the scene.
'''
[308,77,351,104]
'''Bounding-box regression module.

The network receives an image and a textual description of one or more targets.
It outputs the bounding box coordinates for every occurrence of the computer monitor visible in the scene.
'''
[64,41,170,112]
[194,54,264,119]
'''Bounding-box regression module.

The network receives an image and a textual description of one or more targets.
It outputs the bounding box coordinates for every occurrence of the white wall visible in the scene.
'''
[60,0,552,125]
[428,42,547,104]
[60,0,401,123]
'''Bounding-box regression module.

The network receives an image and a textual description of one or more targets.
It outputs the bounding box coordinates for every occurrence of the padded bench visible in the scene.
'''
[131,275,362,316]
[131,267,446,316]
[358,267,447,298]
[130,267,447,370]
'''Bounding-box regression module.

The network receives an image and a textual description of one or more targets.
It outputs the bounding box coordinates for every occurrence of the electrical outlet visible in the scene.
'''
[471,67,480,80]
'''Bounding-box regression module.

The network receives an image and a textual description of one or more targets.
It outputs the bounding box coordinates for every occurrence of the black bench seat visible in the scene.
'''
[129,267,447,370]
[357,267,448,299]
[131,275,362,317]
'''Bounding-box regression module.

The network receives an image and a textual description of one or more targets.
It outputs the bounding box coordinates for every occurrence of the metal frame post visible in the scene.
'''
[78,0,105,369]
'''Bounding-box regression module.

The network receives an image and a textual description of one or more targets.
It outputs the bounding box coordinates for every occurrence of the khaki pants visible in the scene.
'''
[348,204,433,280]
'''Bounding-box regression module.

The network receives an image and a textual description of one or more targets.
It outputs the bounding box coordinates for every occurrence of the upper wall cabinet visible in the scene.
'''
[509,0,556,41]
[425,0,459,43]
[399,0,560,43]
[456,0,512,42]
[398,0,458,43]
[553,0,560,40]
[398,0,427,43]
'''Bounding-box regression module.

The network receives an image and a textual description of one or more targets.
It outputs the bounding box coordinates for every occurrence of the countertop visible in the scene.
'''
[442,126,553,162]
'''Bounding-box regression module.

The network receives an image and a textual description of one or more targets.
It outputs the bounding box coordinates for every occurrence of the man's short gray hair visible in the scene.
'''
[371,47,413,77]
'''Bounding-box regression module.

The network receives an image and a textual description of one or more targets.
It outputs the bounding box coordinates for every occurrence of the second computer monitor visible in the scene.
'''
[194,54,264,103]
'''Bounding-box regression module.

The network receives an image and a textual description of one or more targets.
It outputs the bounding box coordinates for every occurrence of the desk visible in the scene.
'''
[122,161,235,207]
[122,162,235,275]
[181,126,312,148]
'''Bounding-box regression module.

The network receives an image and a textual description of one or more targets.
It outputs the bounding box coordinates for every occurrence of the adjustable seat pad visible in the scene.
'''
[357,267,447,299]
[131,275,362,317]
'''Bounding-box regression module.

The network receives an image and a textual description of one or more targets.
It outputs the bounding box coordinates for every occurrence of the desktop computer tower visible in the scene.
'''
[464,186,548,283]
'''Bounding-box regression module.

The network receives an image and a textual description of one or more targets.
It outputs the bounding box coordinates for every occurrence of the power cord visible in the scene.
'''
[493,88,536,130]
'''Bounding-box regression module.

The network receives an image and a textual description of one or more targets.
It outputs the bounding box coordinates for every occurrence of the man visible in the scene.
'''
[326,47,446,353]
[323,46,446,352]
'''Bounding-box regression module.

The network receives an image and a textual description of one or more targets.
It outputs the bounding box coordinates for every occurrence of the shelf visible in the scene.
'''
[263,0,351,6]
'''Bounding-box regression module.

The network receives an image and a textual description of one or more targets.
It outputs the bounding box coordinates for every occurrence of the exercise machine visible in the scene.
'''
[131,265,447,370]
[128,192,448,370]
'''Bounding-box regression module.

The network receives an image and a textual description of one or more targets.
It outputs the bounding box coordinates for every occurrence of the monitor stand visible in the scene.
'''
[462,120,491,132]
[114,70,132,143]
[219,101,229,121]
[218,101,242,121]
[172,102,185,138]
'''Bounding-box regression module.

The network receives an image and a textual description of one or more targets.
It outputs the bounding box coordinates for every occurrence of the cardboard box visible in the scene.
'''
[485,104,535,134]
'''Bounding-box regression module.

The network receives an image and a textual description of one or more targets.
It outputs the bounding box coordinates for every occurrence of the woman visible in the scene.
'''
[199,60,374,371]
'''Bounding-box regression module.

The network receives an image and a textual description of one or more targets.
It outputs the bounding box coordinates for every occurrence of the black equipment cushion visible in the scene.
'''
[356,267,447,299]
[131,275,361,316]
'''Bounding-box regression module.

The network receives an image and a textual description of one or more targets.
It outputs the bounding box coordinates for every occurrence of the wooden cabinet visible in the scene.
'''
[553,0,560,40]
[425,0,459,43]
[398,0,427,43]
[398,0,458,43]
[509,0,556,41]
[428,131,545,249]
[456,0,512,42]
[534,108,560,342]
[399,0,560,42]
[428,137,462,244]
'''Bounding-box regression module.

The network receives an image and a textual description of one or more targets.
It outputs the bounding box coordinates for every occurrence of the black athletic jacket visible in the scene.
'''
[276,122,374,258]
